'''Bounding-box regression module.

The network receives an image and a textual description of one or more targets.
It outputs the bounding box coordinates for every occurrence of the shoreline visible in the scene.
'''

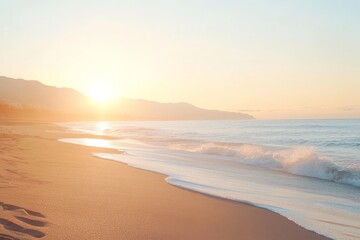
[0,122,330,239]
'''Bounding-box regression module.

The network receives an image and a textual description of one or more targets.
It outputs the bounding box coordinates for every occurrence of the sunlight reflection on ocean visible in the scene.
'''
[59,119,360,240]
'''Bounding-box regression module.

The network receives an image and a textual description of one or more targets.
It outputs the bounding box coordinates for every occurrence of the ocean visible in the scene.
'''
[59,119,360,240]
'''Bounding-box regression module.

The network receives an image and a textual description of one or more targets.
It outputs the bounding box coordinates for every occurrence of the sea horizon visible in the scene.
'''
[1,1,359,239]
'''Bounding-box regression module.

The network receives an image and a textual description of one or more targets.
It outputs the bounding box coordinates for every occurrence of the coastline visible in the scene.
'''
[0,122,330,240]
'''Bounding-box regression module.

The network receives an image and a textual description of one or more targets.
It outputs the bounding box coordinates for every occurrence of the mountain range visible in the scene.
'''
[0,76,254,120]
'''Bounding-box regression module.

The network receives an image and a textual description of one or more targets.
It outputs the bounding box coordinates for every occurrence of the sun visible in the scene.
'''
[87,83,115,104]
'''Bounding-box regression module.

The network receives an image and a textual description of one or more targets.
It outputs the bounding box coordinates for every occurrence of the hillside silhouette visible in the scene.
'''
[0,76,254,120]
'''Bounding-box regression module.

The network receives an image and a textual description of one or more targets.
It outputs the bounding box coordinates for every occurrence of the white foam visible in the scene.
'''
[58,119,360,240]
[59,137,360,240]
[171,142,360,187]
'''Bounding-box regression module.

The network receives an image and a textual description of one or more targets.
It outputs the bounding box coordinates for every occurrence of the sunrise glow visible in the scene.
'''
[87,83,115,104]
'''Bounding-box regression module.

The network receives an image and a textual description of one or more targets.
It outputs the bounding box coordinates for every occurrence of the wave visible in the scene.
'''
[170,142,360,188]
[60,121,360,188]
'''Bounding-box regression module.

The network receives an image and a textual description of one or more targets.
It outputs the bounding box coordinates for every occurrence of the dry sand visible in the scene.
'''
[0,122,329,240]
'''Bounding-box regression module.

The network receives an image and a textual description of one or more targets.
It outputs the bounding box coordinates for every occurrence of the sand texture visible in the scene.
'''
[0,122,329,240]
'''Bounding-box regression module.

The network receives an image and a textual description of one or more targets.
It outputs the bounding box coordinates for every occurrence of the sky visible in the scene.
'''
[1,0,359,119]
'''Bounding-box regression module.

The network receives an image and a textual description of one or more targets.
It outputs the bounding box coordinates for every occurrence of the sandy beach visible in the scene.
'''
[0,122,329,240]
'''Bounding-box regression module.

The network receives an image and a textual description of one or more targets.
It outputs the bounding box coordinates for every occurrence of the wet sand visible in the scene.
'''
[0,122,329,240]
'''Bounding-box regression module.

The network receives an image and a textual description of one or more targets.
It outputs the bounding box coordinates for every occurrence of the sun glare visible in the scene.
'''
[87,83,115,104]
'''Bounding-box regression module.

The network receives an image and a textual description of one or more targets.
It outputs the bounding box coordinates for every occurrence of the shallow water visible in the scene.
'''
[59,119,360,240]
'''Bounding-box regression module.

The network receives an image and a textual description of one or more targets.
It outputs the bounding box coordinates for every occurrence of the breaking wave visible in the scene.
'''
[171,142,360,188]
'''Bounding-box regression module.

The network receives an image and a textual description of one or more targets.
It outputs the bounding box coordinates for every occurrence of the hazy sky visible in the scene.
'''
[1,0,359,119]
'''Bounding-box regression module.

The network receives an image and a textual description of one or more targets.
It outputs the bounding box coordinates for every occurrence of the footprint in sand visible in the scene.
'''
[0,219,45,238]
[0,202,47,239]
[0,233,20,240]
[0,203,45,218]
[14,217,46,227]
